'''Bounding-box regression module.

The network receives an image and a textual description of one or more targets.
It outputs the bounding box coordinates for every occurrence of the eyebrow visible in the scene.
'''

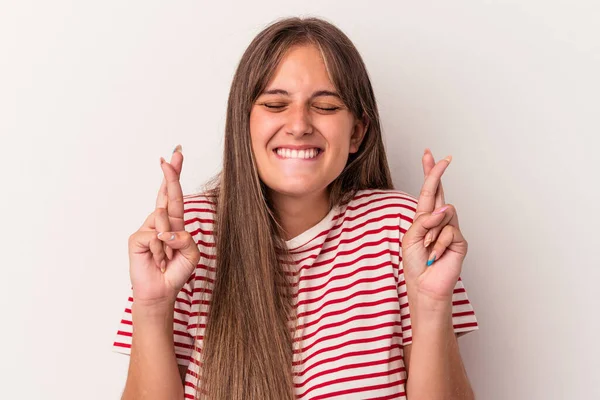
[260,89,342,100]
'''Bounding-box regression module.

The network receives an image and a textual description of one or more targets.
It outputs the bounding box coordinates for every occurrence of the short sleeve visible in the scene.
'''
[111,192,219,368]
[111,276,196,367]
[397,192,479,346]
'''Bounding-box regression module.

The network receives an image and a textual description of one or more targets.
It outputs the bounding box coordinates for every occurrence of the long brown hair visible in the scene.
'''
[197,16,393,399]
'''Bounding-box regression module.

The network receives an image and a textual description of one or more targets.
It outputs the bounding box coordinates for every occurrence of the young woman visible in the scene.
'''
[114,17,478,400]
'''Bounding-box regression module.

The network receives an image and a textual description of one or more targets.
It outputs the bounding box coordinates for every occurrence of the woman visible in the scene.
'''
[114,16,478,400]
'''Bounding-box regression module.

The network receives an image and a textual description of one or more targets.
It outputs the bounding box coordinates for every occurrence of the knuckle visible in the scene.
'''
[128,233,136,246]
[184,232,200,253]
[419,187,436,197]
[443,224,454,235]
[182,231,193,244]
[414,212,428,222]
[153,237,164,249]
[129,231,144,244]
[140,215,155,231]
[435,227,448,242]
[170,197,183,206]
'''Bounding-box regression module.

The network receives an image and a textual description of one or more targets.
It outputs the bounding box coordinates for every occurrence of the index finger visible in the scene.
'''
[155,146,183,210]
[422,149,446,208]
[160,157,185,231]
[415,155,452,219]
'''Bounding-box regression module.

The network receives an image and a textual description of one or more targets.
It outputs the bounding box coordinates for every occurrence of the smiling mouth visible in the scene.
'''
[273,148,323,160]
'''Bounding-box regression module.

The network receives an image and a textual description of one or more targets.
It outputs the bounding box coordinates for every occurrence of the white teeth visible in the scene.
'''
[276,148,320,159]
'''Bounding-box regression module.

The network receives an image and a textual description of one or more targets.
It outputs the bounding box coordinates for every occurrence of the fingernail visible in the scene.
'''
[160,259,166,273]
[157,232,175,240]
[160,157,165,165]
[444,155,452,163]
[424,231,433,247]
[173,144,182,153]
[426,253,436,266]
[433,205,449,215]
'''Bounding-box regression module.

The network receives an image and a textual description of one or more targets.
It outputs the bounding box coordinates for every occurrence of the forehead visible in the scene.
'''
[265,44,335,92]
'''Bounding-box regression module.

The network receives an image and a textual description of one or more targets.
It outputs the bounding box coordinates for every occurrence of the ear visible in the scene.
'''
[349,113,369,154]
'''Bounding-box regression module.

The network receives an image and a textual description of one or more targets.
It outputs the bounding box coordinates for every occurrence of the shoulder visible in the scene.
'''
[182,191,217,218]
[344,189,419,238]
[181,191,217,244]
[332,189,419,237]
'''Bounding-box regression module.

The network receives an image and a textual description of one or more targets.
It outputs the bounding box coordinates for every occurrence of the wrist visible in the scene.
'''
[407,284,452,309]
[131,298,175,324]
[407,290,452,323]
[131,293,177,309]
[410,305,454,339]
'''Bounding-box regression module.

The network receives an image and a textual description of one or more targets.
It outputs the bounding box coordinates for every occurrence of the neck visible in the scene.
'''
[269,188,331,241]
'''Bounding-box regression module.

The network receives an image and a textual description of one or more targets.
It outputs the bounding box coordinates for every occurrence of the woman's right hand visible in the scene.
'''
[127,146,200,306]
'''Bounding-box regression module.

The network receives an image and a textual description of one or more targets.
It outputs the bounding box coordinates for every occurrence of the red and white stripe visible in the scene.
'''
[113,189,478,399]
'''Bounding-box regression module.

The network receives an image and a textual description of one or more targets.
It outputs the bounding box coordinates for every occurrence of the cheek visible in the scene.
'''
[249,109,280,146]
[248,110,262,148]
[319,118,353,151]
[249,110,280,179]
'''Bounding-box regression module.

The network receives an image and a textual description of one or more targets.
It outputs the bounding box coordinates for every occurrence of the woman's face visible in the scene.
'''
[249,44,366,200]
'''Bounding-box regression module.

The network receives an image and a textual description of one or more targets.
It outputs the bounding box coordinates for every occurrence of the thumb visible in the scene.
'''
[157,231,200,266]
[405,211,447,243]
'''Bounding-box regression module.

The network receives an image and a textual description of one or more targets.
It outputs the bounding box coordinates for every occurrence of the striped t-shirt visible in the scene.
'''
[113,189,479,399]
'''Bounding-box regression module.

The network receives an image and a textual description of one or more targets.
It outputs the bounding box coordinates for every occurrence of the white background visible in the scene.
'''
[1,1,598,399]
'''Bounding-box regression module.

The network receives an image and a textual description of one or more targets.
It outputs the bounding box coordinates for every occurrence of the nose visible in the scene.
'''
[285,104,313,137]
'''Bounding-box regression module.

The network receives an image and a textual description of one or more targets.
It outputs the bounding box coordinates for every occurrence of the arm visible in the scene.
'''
[403,300,474,400]
[121,301,185,400]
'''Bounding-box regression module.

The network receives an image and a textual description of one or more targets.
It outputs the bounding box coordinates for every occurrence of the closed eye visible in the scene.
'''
[315,106,340,111]
[264,104,285,109]
[262,104,340,112]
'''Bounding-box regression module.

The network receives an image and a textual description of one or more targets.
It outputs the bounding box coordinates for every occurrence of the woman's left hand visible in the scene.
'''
[401,149,469,304]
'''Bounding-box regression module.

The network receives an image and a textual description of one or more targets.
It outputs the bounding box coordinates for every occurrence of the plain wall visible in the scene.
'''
[1,1,598,399]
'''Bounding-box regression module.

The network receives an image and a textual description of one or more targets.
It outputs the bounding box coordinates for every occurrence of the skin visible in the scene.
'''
[400,149,475,399]
[249,44,367,240]
[153,49,474,397]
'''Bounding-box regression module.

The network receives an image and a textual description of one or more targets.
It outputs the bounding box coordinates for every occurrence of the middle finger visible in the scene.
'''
[153,207,171,262]
[415,155,452,218]
[160,158,185,232]
[155,147,183,260]
[422,148,446,208]
[155,146,183,210]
